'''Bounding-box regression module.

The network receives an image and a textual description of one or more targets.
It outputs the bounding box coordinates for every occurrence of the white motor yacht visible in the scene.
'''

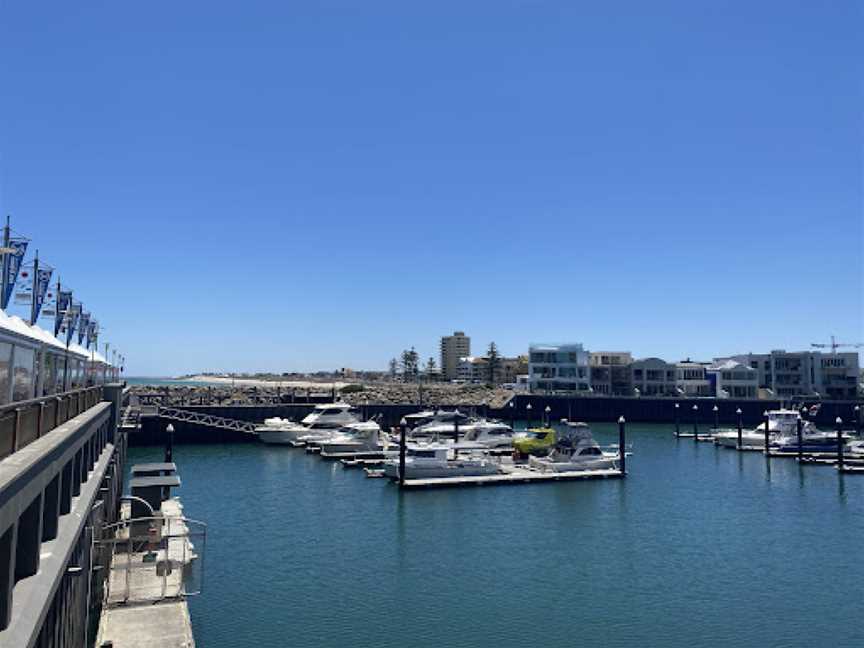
[713,409,816,449]
[459,421,515,449]
[318,421,385,455]
[382,443,501,480]
[529,422,619,472]
[256,403,359,445]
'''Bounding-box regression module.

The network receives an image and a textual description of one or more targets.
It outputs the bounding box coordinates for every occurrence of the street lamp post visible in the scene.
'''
[526,403,533,431]
[509,400,515,431]
[544,405,551,427]
[712,404,719,432]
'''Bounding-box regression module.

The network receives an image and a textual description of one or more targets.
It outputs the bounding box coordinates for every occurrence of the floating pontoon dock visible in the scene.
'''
[398,466,624,489]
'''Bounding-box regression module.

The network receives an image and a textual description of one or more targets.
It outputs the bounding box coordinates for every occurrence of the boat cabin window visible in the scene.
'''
[410,450,438,458]
[578,447,602,456]
[530,431,549,439]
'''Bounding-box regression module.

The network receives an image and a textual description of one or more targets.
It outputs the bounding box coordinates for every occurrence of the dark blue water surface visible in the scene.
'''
[128,423,864,648]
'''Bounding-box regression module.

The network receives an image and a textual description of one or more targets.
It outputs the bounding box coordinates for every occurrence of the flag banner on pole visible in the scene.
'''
[13,263,34,305]
[2,238,29,309]
[40,285,57,320]
[65,302,82,344]
[87,319,98,348]
[77,311,90,346]
[13,262,54,324]
[32,265,53,324]
[55,290,72,336]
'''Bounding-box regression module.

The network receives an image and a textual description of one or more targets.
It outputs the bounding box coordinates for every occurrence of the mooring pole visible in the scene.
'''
[762,410,770,455]
[454,415,460,444]
[854,405,861,439]
[398,422,407,487]
[796,416,803,462]
[618,416,626,475]
[736,408,743,450]
[674,403,680,438]
[836,417,844,471]
[692,404,699,441]
[165,423,174,463]
[712,405,719,433]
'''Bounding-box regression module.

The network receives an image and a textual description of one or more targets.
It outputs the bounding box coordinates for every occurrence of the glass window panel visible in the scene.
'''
[12,345,36,402]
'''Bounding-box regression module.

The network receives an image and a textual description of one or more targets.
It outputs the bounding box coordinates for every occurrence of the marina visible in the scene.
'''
[125,420,864,648]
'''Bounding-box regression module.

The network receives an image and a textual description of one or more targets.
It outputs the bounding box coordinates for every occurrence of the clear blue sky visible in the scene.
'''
[1,1,861,375]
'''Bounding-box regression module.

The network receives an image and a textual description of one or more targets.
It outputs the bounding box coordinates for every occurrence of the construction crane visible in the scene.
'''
[810,335,864,354]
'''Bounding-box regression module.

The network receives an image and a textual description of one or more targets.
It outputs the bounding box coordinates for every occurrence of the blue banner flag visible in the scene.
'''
[32,266,53,325]
[77,311,90,346]
[55,290,72,337]
[87,319,98,348]
[66,303,81,345]
[2,238,29,309]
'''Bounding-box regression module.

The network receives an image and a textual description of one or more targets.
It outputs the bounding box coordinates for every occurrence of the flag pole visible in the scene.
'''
[63,293,72,391]
[30,251,39,325]
[1,215,10,311]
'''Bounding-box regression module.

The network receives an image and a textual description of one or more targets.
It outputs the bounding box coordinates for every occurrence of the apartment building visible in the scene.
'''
[630,357,677,397]
[675,360,713,397]
[589,351,633,396]
[726,350,859,399]
[529,343,590,393]
[706,360,759,398]
[440,331,470,381]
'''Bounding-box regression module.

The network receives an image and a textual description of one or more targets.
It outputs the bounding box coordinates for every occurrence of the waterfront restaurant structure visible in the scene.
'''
[0,311,116,405]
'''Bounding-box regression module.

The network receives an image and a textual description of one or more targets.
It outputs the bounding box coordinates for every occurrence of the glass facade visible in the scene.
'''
[0,342,11,404]
[12,346,36,402]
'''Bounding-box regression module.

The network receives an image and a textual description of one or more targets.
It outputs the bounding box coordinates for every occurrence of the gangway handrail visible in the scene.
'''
[157,407,258,434]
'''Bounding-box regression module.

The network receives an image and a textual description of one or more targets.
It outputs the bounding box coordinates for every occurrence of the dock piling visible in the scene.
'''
[762,411,769,455]
[692,404,698,441]
[836,417,844,471]
[674,403,680,438]
[165,423,174,463]
[618,416,626,475]
[398,422,407,487]
[796,417,803,462]
[736,408,742,449]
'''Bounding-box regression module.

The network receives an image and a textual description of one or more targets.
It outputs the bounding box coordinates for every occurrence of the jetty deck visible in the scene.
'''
[96,500,198,648]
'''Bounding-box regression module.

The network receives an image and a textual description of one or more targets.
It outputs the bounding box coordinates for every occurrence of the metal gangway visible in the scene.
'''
[157,407,258,435]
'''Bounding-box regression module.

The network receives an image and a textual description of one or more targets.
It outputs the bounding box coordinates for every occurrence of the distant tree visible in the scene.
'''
[425,356,437,375]
[388,358,398,380]
[487,342,501,386]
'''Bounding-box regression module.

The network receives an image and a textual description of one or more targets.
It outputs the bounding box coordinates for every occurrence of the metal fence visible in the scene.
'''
[95,516,207,607]
[0,386,103,460]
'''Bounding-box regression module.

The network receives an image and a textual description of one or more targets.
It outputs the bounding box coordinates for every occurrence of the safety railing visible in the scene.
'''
[0,386,104,460]
[96,516,207,607]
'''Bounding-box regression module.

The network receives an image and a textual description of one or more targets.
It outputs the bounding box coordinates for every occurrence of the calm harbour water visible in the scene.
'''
[128,423,864,648]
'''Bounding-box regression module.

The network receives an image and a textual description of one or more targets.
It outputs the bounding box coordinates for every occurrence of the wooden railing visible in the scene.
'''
[0,386,104,461]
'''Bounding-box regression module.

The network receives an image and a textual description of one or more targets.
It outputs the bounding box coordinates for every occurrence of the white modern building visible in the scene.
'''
[675,360,713,397]
[707,360,759,398]
[630,358,677,397]
[724,350,860,400]
[528,343,590,393]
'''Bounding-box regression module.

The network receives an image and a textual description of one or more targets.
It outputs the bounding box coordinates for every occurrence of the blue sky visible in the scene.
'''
[0,1,861,375]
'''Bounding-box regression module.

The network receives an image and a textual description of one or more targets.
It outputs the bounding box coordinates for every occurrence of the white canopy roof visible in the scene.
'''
[0,311,104,362]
